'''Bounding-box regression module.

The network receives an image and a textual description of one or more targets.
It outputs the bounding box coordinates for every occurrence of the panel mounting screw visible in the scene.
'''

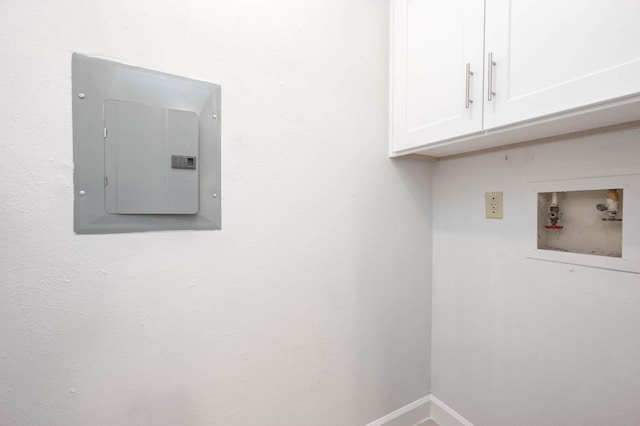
[212,194,218,198]
[78,93,86,99]
[79,190,86,196]
[212,114,218,120]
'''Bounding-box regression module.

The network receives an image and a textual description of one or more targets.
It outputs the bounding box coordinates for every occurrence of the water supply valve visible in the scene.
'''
[596,189,622,221]
[545,191,563,229]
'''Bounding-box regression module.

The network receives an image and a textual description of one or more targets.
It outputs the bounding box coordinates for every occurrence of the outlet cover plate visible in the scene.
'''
[485,192,503,219]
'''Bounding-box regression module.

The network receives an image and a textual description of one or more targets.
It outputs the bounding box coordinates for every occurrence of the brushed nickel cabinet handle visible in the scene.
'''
[488,52,496,101]
[465,63,474,108]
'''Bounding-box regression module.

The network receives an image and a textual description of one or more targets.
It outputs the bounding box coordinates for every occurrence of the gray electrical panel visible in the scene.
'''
[72,53,221,233]
[104,101,199,214]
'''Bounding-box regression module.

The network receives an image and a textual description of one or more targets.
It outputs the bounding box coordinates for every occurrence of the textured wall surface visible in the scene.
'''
[431,129,640,426]
[0,1,433,424]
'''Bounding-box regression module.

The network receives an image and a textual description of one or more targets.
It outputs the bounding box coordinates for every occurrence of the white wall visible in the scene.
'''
[0,1,433,424]
[431,129,640,425]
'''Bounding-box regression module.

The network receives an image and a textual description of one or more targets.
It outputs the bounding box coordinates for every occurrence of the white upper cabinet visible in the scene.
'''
[484,0,640,129]
[390,0,640,157]
[390,0,484,152]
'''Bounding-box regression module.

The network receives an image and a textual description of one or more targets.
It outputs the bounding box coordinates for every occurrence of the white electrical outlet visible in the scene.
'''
[485,192,503,219]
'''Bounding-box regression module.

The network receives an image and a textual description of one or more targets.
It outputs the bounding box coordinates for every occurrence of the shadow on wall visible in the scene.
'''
[353,157,434,424]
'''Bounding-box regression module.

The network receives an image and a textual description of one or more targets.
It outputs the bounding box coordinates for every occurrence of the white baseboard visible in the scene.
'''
[365,394,473,426]
[429,395,474,426]
[365,395,431,426]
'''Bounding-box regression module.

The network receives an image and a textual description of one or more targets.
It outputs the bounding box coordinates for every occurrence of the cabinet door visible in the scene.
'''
[484,0,640,129]
[390,0,484,153]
